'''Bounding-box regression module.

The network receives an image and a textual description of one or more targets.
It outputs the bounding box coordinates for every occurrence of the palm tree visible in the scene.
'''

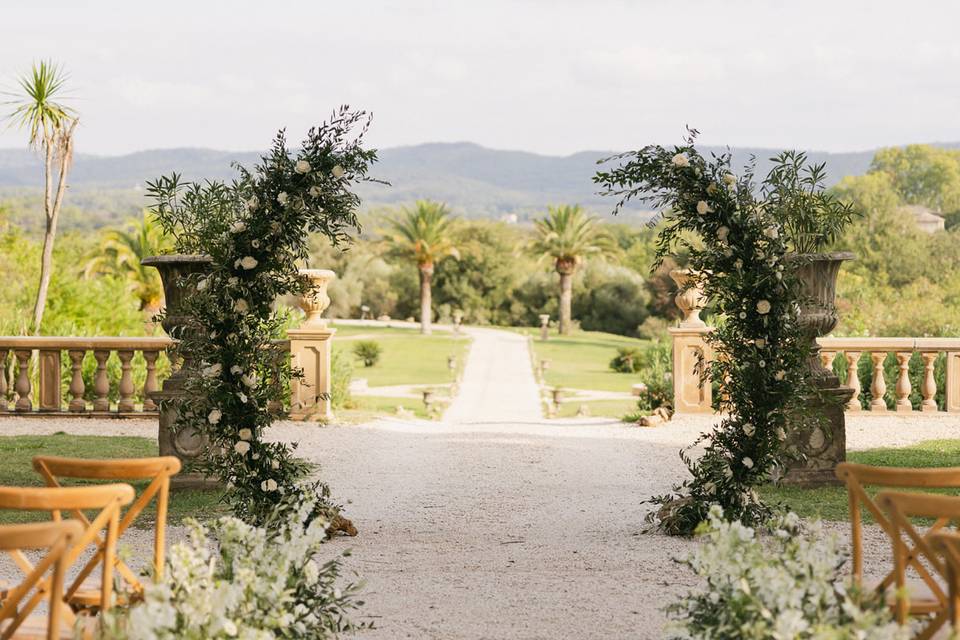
[4,61,79,334]
[531,205,616,335]
[384,201,459,335]
[84,212,172,313]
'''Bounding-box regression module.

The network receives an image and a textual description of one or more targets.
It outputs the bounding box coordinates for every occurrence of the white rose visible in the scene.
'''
[755,338,766,348]
[227,276,239,286]
[230,221,246,233]
[239,256,258,270]
[238,392,247,403]
[234,299,249,314]
[743,423,755,436]
[696,200,711,215]
[261,479,278,492]
[706,183,718,195]
[202,363,222,378]
[196,278,209,291]
[775,369,787,381]
[277,192,289,205]
[208,408,222,425]
[742,457,754,469]
[246,196,259,210]
[271,460,280,470]
[230,365,243,375]
[764,226,779,240]
[238,428,253,441]
[223,620,238,637]
[241,373,258,388]
[716,225,729,241]
[295,160,311,174]
[331,165,345,178]
[671,153,690,168]
[756,299,772,315]
[234,441,250,455]
[723,173,736,186]
[308,185,322,197]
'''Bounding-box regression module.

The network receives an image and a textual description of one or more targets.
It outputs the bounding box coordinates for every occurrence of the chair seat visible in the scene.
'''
[68,575,141,610]
[875,578,945,614]
[0,613,96,639]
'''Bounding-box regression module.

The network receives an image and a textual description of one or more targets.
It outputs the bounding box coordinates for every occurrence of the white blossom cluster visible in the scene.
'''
[103,496,361,640]
[666,506,910,640]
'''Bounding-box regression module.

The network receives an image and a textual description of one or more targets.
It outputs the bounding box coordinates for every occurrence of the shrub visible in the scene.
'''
[667,506,907,639]
[609,347,642,373]
[352,340,381,367]
[103,493,364,639]
[330,349,353,409]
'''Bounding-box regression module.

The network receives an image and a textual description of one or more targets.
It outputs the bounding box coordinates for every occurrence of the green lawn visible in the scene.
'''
[0,434,224,526]
[555,398,639,419]
[331,324,470,387]
[761,439,960,522]
[517,327,653,393]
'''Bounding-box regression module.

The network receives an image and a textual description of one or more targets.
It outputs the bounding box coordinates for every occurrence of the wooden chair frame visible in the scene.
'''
[32,456,181,606]
[0,484,133,631]
[877,491,960,639]
[0,521,83,640]
[931,530,960,633]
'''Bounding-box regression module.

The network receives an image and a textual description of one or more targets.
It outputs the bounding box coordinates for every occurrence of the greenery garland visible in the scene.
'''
[595,130,823,535]
[149,107,379,527]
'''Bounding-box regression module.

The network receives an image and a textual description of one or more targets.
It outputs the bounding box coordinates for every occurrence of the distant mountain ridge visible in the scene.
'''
[1,141,958,226]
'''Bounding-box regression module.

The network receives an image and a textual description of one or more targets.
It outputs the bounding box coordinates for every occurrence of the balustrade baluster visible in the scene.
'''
[821,351,836,373]
[14,349,32,412]
[870,352,888,412]
[894,352,913,413]
[68,350,86,412]
[93,350,111,412]
[117,350,135,412]
[921,352,939,413]
[844,351,862,411]
[143,350,159,412]
[0,349,8,412]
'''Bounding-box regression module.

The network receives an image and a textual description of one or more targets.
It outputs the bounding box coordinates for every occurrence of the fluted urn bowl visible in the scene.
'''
[788,252,855,384]
[298,269,337,328]
[141,254,213,340]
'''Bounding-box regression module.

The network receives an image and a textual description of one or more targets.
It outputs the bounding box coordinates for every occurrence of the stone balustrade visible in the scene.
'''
[0,336,173,415]
[818,337,960,414]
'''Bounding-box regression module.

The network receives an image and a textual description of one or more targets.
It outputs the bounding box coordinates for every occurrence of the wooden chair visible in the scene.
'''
[835,462,960,634]
[0,521,83,640]
[877,491,960,639]
[0,485,133,634]
[32,456,181,609]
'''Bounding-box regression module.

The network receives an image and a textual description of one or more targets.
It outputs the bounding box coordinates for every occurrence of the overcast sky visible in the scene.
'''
[2,0,959,157]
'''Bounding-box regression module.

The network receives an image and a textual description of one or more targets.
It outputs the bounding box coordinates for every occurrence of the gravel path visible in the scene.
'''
[4,328,960,637]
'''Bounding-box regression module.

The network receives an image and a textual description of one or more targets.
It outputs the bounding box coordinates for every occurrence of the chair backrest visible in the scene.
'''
[835,462,960,584]
[876,490,960,635]
[931,529,960,631]
[32,456,181,587]
[0,485,133,635]
[0,520,83,640]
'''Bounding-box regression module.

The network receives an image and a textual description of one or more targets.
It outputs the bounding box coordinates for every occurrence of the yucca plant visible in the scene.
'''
[3,60,79,334]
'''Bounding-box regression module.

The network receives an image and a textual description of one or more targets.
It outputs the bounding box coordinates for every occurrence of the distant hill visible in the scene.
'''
[1,141,957,231]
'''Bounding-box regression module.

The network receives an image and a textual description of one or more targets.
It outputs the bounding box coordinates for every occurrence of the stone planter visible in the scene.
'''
[783,252,855,487]
[669,269,707,328]
[297,269,336,328]
[142,254,215,487]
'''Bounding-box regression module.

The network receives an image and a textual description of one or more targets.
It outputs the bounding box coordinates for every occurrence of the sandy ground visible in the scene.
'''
[4,327,960,638]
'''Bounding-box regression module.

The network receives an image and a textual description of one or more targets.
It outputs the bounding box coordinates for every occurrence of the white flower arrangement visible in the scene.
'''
[331,165,345,178]
[102,496,364,639]
[295,160,312,174]
[667,507,908,639]
[671,153,690,167]
[277,191,289,205]
[756,299,771,315]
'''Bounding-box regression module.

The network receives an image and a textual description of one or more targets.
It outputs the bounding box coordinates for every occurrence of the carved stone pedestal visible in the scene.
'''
[668,327,713,414]
[782,385,855,487]
[289,327,336,422]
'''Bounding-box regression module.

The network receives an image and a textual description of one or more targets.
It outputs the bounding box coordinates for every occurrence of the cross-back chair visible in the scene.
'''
[32,456,181,609]
[0,520,83,640]
[930,529,960,633]
[0,484,134,633]
[877,490,960,639]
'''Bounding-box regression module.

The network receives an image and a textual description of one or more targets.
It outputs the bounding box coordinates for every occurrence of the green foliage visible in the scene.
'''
[4,60,75,148]
[150,107,379,527]
[330,349,353,410]
[596,131,831,535]
[384,200,460,269]
[352,340,381,367]
[870,145,960,212]
[529,204,617,272]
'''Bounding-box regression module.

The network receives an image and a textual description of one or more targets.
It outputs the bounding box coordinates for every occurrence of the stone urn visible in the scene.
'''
[782,251,856,487]
[669,269,707,328]
[142,254,215,486]
[298,269,336,328]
